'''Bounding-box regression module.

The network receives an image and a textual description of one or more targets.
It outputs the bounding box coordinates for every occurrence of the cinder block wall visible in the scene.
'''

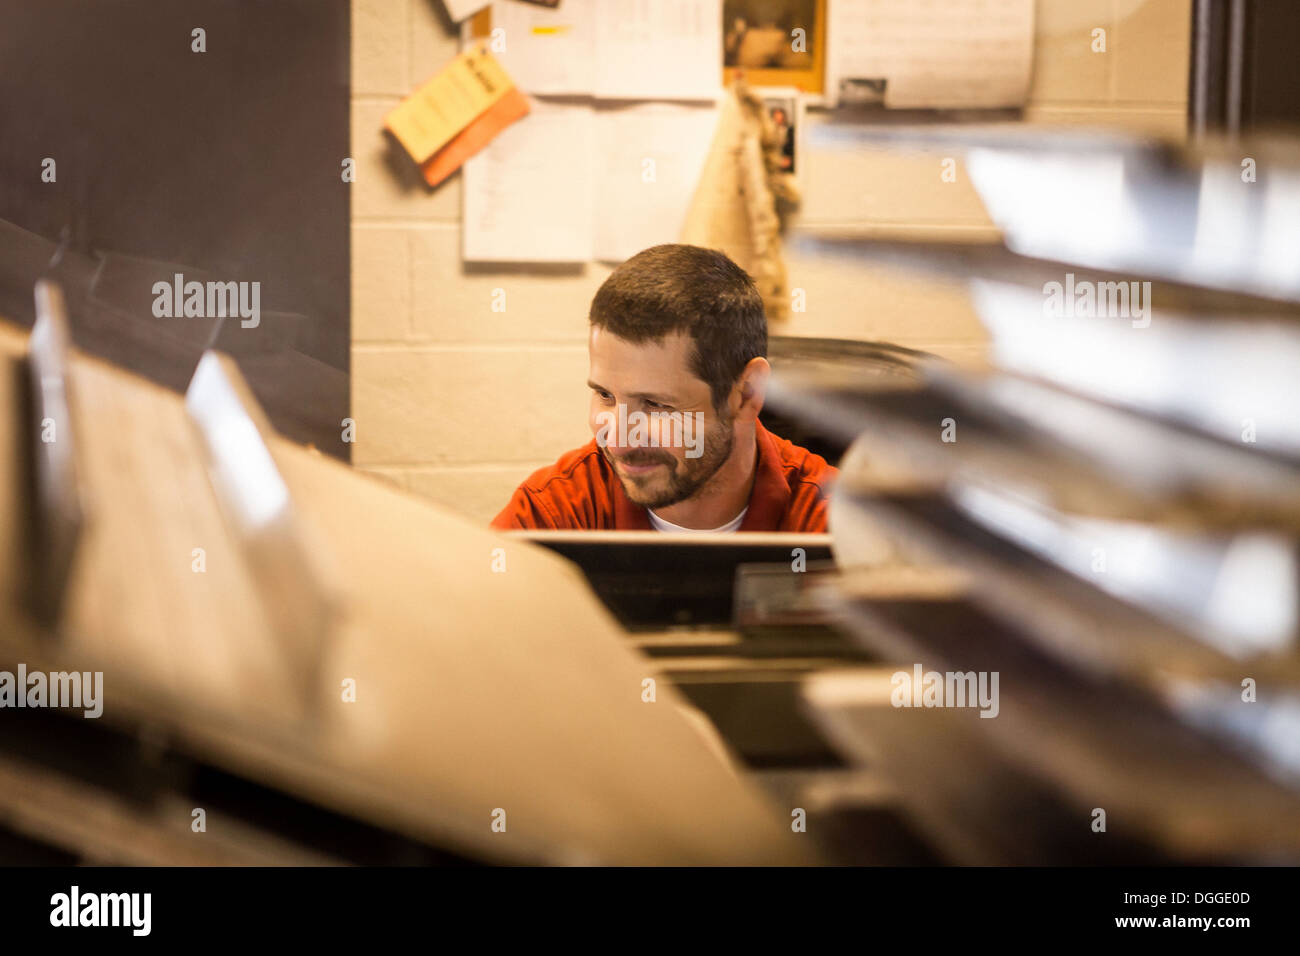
[350,0,1191,524]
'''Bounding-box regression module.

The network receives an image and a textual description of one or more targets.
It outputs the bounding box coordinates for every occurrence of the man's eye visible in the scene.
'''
[646,401,669,411]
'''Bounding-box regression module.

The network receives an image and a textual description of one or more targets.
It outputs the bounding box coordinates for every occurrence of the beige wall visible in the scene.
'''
[350,0,1191,524]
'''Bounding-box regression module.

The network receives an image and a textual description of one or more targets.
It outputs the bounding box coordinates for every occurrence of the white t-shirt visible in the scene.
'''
[647,506,748,534]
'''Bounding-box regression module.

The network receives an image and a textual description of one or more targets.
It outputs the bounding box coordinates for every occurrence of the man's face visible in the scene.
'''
[587,326,735,510]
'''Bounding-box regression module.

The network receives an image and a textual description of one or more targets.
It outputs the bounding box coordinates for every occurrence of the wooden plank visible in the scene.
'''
[0,319,812,865]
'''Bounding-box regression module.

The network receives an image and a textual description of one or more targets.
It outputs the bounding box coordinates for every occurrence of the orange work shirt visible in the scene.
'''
[490,420,837,532]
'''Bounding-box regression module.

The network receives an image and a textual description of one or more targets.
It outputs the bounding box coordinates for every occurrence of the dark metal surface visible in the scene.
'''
[521,531,835,629]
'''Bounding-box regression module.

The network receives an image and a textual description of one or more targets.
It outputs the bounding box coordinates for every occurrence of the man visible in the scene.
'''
[490,244,836,533]
[770,106,795,172]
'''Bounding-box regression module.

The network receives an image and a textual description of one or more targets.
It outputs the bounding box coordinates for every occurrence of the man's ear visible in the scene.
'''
[734,357,770,420]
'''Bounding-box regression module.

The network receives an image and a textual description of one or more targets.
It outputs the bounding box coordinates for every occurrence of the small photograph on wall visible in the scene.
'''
[761,91,799,175]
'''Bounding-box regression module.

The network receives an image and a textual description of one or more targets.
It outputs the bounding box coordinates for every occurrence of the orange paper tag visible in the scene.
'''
[384,44,515,164]
[420,86,530,187]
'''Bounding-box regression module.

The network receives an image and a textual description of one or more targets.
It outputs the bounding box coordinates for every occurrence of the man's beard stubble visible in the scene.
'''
[602,413,735,510]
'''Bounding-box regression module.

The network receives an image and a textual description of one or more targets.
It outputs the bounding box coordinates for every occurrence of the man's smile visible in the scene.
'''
[609,451,670,476]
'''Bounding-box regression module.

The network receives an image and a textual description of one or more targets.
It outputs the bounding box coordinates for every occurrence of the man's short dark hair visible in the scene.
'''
[589,244,767,412]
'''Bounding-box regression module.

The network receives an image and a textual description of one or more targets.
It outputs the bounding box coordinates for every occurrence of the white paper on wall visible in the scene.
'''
[485,0,597,96]
[826,0,1035,109]
[591,0,722,101]
[593,102,719,262]
[462,98,595,262]
[464,99,719,263]
[478,0,721,100]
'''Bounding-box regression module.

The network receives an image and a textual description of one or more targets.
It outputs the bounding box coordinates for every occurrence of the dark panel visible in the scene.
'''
[1243,1,1300,130]
[1191,0,1300,135]
[0,0,351,458]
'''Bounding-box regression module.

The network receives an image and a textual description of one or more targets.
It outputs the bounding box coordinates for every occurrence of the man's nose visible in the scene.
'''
[609,424,649,451]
